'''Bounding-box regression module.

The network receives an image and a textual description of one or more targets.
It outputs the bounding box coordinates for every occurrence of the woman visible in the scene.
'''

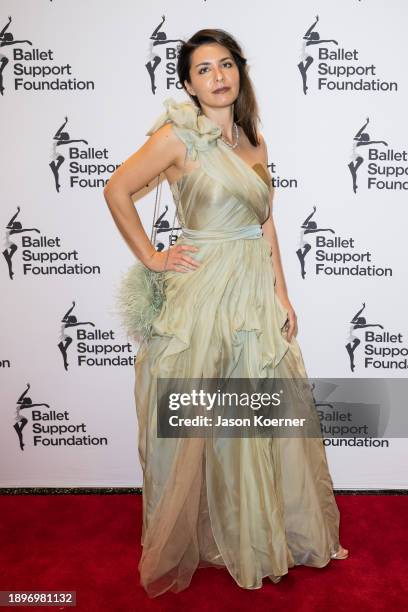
[104,28,349,598]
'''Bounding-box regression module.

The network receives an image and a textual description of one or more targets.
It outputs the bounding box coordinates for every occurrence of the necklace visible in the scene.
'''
[221,122,239,149]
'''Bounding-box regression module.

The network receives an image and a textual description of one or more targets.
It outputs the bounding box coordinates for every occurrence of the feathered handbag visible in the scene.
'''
[115,173,178,346]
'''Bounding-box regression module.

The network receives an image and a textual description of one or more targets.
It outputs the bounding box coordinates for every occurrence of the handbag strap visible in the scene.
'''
[150,145,189,271]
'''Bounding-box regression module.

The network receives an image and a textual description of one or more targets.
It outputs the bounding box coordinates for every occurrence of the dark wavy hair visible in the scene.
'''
[176,29,261,147]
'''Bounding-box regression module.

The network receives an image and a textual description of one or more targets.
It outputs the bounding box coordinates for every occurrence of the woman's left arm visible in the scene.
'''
[259,134,298,341]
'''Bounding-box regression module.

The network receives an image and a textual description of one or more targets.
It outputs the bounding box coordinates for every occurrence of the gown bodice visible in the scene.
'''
[146,97,272,231]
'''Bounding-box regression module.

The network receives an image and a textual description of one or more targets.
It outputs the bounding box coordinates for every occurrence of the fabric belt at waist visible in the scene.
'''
[180,224,262,242]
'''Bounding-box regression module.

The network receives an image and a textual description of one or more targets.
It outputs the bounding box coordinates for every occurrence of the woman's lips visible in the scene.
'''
[213,87,230,94]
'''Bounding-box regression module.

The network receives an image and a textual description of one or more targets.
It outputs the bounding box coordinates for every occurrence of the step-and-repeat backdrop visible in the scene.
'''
[1,0,407,488]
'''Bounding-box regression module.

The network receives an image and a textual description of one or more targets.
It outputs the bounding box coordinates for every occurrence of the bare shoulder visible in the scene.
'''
[150,122,192,178]
[103,121,185,197]
[147,122,184,159]
[237,125,268,167]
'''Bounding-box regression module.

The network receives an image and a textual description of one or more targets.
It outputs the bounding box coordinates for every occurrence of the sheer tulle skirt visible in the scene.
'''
[134,236,340,597]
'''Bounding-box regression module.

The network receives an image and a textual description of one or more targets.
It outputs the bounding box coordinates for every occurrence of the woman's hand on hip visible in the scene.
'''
[146,243,201,273]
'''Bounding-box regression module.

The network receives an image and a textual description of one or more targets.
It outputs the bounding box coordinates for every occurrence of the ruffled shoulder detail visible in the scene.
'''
[146,97,221,160]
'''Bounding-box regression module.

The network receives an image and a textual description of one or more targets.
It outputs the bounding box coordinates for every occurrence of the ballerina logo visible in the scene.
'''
[146,14,184,94]
[297,206,334,278]
[58,301,134,370]
[49,117,120,192]
[3,206,40,279]
[2,207,101,279]
[295,206,391,279]
[153,203,181,250]
[348,117,408,193]
[346,303,407,372]
[13,382,108,452]
[298,14,398,95]
[0,15,32,95]
[0,15,94,96]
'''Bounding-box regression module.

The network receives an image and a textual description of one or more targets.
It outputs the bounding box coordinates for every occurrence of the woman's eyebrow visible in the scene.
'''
[195,56,232,68]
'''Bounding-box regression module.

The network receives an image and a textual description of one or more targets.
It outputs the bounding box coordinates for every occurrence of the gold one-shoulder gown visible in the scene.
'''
[133,98,342,598]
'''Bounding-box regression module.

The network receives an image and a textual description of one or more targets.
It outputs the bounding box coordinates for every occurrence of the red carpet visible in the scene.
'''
[0,494,406,611]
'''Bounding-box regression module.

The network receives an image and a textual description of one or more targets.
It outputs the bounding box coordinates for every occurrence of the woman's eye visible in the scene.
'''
[198,61,234,75]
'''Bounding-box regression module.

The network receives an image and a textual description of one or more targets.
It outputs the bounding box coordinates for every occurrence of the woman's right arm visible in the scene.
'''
[103,123,200,273]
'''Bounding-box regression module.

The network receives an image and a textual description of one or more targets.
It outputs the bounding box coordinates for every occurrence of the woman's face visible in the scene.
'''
[184,43,240,109]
